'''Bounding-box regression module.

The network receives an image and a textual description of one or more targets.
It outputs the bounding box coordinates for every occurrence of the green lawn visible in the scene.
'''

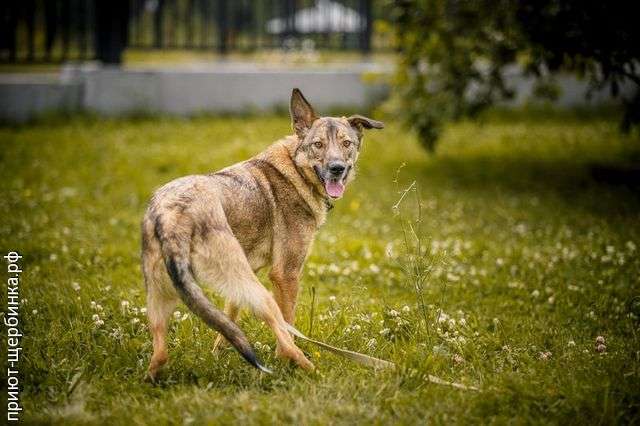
[1,110,639,424]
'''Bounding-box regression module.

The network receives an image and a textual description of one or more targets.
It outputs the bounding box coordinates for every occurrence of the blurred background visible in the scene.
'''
[1,0,638,145]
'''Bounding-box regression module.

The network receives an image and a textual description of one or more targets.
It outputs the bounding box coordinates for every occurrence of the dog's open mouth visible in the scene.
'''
[314,166,348,199]
[325,178,345,198]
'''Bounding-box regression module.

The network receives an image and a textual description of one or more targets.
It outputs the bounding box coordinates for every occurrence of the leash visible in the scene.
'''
[284,324,479,391]
[286,324,395,370]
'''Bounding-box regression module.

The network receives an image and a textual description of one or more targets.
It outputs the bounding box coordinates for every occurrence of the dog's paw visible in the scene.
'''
[276,345,315,370]
[144,370,158,383]
[297,356,315,371]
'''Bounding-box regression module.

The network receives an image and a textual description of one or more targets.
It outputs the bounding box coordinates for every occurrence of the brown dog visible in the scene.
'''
[141,88,383,379]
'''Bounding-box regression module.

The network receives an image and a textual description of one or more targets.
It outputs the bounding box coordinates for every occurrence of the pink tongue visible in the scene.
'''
[325,180,345,198]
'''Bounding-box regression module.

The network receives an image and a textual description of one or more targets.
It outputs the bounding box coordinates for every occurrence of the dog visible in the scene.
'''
[141,88,383,380]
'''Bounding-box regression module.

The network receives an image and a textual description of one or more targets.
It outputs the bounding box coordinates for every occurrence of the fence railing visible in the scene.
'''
[1,0,378,64]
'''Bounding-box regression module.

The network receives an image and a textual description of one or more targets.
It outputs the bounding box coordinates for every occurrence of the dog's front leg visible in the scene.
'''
[269,269,301,324]
[270,227,314,325]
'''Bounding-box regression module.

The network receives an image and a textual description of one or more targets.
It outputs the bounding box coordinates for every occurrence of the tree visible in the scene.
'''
[392,0,640,151]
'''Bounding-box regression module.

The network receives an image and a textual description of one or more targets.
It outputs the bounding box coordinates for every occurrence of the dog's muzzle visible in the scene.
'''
[315,163,350,199]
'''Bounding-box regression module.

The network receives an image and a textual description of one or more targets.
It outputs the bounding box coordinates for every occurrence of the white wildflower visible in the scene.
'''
[539,351,552,360]
[71,282,81,291]
[446,273,460,282]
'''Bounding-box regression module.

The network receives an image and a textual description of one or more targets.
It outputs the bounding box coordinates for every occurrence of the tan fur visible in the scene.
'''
[142,89,383,379]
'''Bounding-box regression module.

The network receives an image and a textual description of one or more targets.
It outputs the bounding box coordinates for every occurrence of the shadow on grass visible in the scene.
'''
[402,154,640,218]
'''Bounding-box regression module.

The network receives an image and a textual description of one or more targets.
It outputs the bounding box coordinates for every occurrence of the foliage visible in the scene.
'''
[391,0,640,151]
[1,111,639,423]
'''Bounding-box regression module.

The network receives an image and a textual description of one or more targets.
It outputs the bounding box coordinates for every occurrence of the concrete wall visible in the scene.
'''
[0,65,388,122]
[81,67,387,116]
[0,74,82,122]
[0,64,633,123]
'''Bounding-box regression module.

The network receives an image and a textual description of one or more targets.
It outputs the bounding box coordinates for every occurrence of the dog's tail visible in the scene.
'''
[158,225,271,374]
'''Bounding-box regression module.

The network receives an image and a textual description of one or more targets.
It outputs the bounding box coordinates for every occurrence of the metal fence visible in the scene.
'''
[1,0,378,64]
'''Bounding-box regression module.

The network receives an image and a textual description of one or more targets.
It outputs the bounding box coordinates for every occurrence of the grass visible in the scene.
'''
[1,109,639,424]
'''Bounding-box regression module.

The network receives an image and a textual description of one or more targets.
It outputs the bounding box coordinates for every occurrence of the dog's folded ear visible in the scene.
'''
[290,88,318,140]
[347,115,384,139]
[347,115,384,137]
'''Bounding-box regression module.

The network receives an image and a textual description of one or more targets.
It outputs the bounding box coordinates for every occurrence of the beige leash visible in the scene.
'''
[285,324,479,391]
[286,324,395,370]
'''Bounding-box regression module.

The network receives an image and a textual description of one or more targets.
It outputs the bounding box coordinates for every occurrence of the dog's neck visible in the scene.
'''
[256,136,331,226]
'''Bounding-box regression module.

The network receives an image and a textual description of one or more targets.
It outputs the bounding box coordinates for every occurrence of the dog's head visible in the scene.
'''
[289,88,384,200]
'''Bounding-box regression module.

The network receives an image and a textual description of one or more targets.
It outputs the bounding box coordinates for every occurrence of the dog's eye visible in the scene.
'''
[343,140,352,148]
[313,141,323,149]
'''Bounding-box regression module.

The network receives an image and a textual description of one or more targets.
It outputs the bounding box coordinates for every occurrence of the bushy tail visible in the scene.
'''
[160,236,271,373]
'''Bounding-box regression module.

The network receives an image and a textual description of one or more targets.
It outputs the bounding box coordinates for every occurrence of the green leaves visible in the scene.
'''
[390,0,640,151]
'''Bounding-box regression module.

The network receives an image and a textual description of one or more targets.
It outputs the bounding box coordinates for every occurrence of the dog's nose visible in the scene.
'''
[328,161,346,176]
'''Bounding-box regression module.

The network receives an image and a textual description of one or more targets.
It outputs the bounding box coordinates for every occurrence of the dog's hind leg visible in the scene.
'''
[193,227,314,370]
[254,290,315,370]
[231,277,314,370]
[142,223,178,381]
[146,289,177,381]
[212,300,240,353]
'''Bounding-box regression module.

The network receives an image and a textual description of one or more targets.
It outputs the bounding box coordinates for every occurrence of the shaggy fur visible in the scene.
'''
[142,89,383,379]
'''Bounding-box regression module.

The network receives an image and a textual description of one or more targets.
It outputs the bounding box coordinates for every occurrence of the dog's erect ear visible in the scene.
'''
[290,88,318,140]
